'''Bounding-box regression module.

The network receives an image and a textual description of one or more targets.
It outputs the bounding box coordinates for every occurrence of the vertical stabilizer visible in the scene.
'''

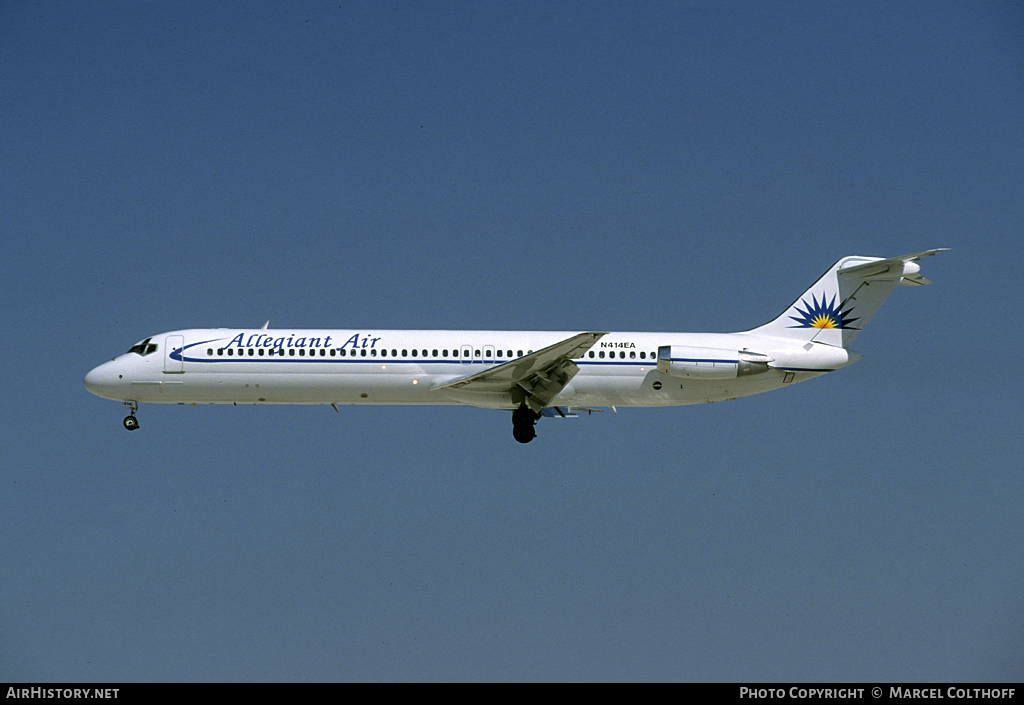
[749,249,948,348]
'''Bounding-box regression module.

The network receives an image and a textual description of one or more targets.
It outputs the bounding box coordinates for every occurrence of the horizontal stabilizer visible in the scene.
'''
[838,248,950,284]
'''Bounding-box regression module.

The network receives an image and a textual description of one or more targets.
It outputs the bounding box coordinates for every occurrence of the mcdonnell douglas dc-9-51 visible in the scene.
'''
[85,249,947,443]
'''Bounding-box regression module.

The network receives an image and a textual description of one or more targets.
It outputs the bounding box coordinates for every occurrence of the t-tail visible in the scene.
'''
[750,249,949,348]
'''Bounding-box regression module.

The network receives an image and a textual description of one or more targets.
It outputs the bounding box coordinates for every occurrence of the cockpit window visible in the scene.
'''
[127,337,158,356]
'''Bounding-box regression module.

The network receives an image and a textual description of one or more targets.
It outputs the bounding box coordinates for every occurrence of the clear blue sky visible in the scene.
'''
[2,0,1021,682]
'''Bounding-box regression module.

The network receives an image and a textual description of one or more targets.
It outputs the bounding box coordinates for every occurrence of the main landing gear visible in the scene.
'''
[123,400,140,431]
[512,403,540,444]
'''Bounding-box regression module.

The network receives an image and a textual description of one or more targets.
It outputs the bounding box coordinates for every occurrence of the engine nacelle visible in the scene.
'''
[657,346,771,379]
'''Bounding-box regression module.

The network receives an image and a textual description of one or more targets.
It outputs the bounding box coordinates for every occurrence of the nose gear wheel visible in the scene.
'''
[122,400,140,431]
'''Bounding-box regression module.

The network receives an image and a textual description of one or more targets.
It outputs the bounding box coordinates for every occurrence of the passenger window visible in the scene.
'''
[411,349,417,357]
[475,350,481,357]
[370,349,376,356]
[599,351,605,358]
[361,349,367,357]
[433,349,438,357]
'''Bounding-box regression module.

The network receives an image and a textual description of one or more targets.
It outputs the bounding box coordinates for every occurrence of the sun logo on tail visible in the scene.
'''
[789,293,859,330]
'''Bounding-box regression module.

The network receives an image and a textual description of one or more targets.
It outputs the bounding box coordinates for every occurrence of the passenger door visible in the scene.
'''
[164,335,184,373]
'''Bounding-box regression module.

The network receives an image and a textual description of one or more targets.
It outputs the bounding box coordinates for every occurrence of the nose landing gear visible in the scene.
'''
[123,401,140,431]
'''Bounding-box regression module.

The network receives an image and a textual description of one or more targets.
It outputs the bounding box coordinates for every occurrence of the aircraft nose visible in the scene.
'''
[84,361,125,400]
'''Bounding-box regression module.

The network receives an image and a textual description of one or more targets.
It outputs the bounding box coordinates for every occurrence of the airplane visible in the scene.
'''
[84,249,947,443]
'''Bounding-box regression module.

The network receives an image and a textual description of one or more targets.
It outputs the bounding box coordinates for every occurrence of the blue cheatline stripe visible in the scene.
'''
[173,341,836,372]
[174,338,666,368]
[176,354,835,373]
[177,352,655,368]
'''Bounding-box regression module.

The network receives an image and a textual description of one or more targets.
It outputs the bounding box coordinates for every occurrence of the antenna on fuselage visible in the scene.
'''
[261,321,269,329]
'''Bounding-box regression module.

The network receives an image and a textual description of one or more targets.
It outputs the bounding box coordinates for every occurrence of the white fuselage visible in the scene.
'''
[82,250,944,441]
[84,327,853,411]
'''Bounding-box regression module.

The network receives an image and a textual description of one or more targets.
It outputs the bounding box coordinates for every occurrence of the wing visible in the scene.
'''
[431,332,607,409]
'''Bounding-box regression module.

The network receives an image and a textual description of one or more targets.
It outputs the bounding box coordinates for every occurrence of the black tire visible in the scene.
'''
[512,424,536,444]
[512,404,537,426]
[123,415,140,431]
